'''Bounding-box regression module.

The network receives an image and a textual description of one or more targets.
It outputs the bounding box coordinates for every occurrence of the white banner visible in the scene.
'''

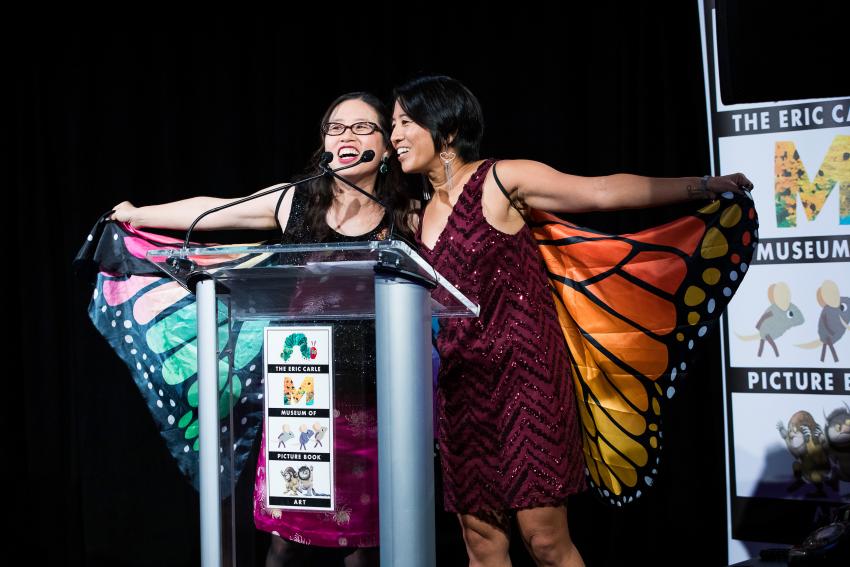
[263,325,335,511]
[699,1,850,562]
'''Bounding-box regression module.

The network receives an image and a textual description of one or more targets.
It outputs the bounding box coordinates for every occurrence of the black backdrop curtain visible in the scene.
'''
[12,2,825,565]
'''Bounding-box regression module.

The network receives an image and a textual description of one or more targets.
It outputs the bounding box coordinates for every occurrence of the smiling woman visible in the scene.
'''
[111,93,415,243]
[105,91,418,567]
[391,75,754,567]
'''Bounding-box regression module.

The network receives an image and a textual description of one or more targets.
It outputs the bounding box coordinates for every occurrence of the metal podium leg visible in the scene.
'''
[374,275,436,567]
[196,279,222,567]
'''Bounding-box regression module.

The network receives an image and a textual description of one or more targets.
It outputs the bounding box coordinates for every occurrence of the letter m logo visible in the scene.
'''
[284,376,314,406]
[774,135,850,227]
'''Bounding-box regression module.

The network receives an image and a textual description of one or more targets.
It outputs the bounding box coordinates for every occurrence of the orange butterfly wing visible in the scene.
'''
[531,194,758,504]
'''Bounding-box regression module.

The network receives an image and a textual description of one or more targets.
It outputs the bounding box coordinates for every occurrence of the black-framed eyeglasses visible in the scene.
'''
[322,121,382,136]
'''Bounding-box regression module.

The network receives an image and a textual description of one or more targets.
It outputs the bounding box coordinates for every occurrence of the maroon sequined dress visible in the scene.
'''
[417,159,585,521]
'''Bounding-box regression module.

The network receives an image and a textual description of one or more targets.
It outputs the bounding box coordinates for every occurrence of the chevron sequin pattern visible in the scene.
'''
[418,160,585,525]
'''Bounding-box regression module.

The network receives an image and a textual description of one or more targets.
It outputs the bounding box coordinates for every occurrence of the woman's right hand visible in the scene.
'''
[110,201,138,224]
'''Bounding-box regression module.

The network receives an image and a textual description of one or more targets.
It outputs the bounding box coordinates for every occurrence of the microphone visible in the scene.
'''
[183,151,382,248]
[318,150,396,239]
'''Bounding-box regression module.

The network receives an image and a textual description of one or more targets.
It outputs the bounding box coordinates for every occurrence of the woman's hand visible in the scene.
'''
[110,201,139,224]
[700,173,754,200]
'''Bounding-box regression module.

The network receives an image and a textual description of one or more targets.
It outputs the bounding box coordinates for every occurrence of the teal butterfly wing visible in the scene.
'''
[79,220,269,494]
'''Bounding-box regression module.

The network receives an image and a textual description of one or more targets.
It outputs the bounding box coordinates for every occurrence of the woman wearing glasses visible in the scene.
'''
[390,75,752,567]
[112,92,415,567]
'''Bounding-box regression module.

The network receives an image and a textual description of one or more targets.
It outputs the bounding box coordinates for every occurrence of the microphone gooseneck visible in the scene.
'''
[319,150,397,240]
[184,151,384,248]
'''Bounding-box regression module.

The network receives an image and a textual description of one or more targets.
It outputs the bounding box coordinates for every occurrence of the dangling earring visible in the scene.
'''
[440,150,456,190]
[379,154,389,175]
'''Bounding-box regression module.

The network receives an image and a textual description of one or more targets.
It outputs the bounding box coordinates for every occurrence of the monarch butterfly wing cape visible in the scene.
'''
[530,192,758,506]
[75,219,270,495]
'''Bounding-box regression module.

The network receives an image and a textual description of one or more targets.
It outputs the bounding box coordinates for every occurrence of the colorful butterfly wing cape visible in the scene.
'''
[530,192,758,506]
[75,219,269,496]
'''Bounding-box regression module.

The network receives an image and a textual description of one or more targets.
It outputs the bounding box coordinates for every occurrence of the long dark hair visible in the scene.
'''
[393,75,484,162]
[299,92,415,242]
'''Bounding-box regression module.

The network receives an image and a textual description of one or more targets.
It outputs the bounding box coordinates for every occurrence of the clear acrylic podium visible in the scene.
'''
[147,240,478,567]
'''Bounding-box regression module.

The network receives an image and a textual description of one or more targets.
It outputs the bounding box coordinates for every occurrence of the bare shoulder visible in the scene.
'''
[489,160,601,213]
[488,159,581,193]
[480,160,529,229]
[242,182,297,231]
[488,159,538,192]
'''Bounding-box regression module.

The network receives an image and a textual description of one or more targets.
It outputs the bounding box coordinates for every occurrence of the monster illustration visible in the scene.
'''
[824,403,850,485]
[297,465,316,496]
[281,466,299,495]
[777,410,832,497]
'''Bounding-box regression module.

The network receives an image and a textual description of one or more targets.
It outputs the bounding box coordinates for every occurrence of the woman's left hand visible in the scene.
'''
[704,173,754,199]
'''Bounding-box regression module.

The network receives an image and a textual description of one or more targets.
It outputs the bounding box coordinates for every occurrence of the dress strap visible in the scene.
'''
[492,162,510,202]
[491,162,524,215]
[280,187,309,243]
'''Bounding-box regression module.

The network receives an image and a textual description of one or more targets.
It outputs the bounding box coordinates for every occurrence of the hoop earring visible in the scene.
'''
[440,151,456,189]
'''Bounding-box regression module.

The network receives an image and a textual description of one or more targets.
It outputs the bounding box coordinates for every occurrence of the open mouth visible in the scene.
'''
[338,147,360,164]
